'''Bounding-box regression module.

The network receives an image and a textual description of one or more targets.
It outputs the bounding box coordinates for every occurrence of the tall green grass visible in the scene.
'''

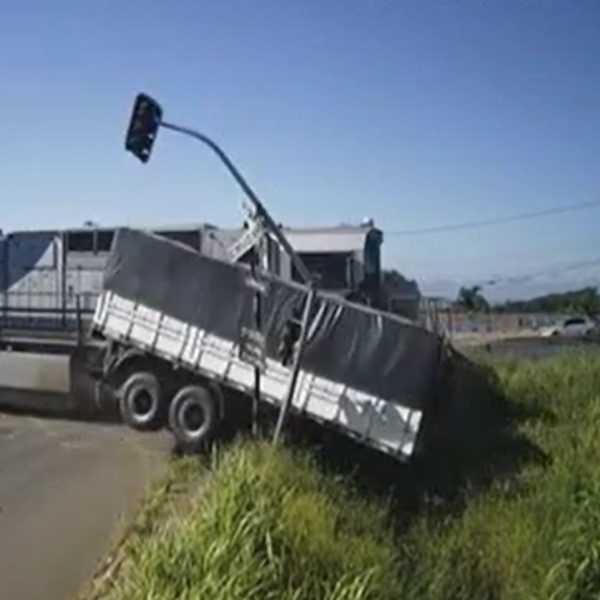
[394,352,600,600]
[92,352,600,600]
[109,442,400,600]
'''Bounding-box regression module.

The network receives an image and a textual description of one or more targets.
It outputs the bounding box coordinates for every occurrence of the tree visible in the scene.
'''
[456,285,489,312]
[496,287,600,315]
[381,269,421,319]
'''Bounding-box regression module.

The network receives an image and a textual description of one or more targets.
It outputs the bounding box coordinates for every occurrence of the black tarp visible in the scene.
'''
[104,228,254,341]
[104,228,442,411]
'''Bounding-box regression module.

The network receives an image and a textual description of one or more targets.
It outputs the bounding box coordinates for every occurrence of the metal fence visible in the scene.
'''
[418,298,564,339]
[0,291,97,337]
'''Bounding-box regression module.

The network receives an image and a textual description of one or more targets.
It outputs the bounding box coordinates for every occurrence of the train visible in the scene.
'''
[0,222,384,332]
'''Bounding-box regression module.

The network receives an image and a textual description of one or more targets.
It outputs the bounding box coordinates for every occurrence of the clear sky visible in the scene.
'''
[1,0,599,300]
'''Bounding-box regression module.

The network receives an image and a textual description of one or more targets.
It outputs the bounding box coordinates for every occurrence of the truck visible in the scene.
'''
[91,226,445,461]
[87,93,449,462]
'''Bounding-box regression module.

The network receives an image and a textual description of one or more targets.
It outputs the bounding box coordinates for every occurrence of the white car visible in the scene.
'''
[541,316,597,338]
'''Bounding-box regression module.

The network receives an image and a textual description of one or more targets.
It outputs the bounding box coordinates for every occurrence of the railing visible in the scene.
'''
[0,292,98,342]
[418,297,565,339]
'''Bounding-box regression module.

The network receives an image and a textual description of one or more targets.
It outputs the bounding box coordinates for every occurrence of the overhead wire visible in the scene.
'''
[479,257,600,288]
[386,199,600,236]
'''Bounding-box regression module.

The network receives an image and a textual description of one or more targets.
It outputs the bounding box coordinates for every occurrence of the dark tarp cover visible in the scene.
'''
[104,228,442,411]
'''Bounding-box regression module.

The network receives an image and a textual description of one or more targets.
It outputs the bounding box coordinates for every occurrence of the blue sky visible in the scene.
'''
[1,0,599,300]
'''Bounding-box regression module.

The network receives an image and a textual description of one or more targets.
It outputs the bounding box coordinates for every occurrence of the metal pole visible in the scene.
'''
[251,253,261,436]
[160,121,312,284]
[273,285,316,444]
[76,294,82,345]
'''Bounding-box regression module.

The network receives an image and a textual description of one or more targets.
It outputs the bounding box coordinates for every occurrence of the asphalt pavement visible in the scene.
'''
[0,409,170,600]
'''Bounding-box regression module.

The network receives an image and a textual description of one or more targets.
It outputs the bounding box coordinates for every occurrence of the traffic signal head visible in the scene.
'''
[125,93,163,163]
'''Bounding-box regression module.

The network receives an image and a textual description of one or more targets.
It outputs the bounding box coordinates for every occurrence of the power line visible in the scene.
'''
[386,200,600,236]
[480,257,600,288]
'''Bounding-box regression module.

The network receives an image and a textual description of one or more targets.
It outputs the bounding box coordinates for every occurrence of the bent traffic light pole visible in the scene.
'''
[125,93,315,444]
[159,120,312,284]
[158,125,318,444]
[159,121,315,444]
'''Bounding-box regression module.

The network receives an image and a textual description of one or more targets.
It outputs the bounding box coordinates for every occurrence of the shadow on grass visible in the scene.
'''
[286,347,550,523]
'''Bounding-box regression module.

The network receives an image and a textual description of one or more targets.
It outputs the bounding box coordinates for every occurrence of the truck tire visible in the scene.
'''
[119,371,164,431]
[168,385,218,453]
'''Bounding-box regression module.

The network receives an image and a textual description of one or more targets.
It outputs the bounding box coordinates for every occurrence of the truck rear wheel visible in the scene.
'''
[119,371,164,431]
[168,385,218,453]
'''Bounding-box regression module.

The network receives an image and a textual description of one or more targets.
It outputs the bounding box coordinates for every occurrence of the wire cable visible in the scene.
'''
[387,200,600,236]
[480,257,600,287]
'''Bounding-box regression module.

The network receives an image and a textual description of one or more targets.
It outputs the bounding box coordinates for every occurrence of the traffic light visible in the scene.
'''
[125,93,163,163]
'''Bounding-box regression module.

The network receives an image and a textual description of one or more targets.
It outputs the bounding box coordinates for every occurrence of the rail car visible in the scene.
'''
[0,223,383,332]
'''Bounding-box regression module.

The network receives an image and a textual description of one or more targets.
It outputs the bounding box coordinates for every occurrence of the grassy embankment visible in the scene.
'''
[88,352,600,600]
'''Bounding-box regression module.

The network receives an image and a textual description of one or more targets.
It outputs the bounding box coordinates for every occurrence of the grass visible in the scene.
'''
[95,442,400,600]
[88,351,600,600]
[393,352,600,600]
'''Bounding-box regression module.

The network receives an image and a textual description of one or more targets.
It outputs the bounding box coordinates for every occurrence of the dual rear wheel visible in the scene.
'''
[118,371,218,452]
[118,372,163,431]
[168,385,218,453]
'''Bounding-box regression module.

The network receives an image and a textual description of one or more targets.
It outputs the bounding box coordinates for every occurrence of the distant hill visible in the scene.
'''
[495,287,600,314]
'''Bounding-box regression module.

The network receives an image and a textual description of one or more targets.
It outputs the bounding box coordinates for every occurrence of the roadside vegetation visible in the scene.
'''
[88,352,600,600]
[495,286,600,315]
[394,352,600,599]
[88,441,400,600]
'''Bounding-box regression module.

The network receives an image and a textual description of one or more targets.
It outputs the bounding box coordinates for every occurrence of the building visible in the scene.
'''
[284,225,383,299]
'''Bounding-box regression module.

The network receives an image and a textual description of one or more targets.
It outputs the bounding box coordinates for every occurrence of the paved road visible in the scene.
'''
[0,409,170,600]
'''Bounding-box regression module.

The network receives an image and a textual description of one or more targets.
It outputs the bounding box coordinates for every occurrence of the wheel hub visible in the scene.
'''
[132,389,153,416]
[183,401,205,433]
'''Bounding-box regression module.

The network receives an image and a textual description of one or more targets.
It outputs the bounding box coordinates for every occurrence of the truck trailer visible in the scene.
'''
[91,227,445,461]
[85,92,450,461]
